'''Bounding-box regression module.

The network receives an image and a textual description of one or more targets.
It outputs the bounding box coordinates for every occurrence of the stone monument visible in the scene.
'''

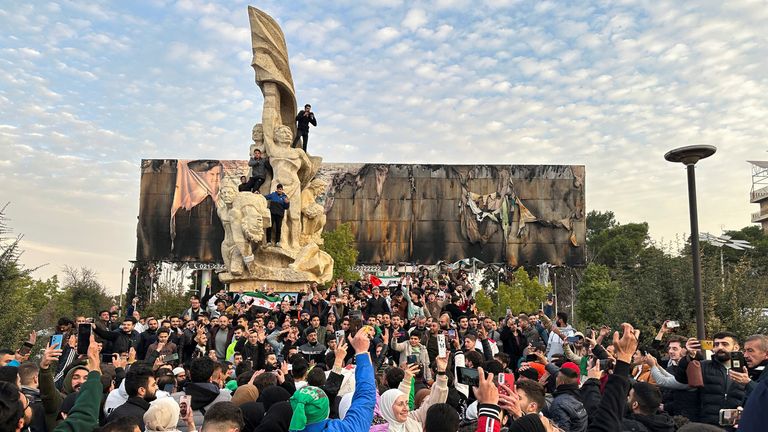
[216,6,333,291]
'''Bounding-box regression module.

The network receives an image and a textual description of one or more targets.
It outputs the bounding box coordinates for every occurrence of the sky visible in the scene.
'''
[1,0,766,295]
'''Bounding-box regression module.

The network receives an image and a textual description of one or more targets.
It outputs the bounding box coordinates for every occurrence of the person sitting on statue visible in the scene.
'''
[238,175,249,192]
[265,184,290,247]
[243,148,270,193]
[292,103,317,151]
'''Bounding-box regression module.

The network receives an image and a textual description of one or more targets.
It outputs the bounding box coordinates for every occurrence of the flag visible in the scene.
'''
[237,291,281,311]
[369,274,382,287]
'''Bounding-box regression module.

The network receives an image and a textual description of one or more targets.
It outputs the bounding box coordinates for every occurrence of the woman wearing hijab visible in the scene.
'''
[143,397,196,432]
[231,384,260,407]
[380,355,449,432]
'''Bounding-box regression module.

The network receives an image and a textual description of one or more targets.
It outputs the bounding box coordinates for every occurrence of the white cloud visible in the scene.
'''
[402,8,427,31]
[2,0,767,295]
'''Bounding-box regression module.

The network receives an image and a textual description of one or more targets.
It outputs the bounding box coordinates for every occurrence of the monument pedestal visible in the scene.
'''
[218,245,319,292]
[219,278,310,293]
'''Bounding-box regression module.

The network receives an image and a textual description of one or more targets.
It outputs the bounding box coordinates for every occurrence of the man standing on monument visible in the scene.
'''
[265,184,290,247]
[292,104,316,151]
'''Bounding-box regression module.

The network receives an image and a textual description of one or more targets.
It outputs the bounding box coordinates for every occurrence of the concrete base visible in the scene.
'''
[223,278,309,293]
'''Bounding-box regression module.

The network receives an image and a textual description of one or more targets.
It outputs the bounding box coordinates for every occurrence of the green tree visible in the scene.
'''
[589,222,650,268]
[576,263,619,327]
[144,281,189,319]
[478,267,547,318]
[0,205,62,348]
[586,210,617,241]
[321,223,360,283]
[53,266,113,319]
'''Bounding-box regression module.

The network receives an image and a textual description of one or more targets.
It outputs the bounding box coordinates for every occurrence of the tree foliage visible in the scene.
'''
[576,263,619,327]
[577,211,768,343]
[476,267,547,318]
[0,205,113,350]
[321,223,360,283]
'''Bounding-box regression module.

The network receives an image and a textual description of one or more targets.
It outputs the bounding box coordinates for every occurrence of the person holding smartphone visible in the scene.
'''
[676,332,748,426]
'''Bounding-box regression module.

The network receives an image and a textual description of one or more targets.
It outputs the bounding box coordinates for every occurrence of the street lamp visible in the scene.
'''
[665,145,716,340]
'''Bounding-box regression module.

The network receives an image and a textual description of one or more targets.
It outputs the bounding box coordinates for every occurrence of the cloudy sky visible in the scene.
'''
[1,0,766,294]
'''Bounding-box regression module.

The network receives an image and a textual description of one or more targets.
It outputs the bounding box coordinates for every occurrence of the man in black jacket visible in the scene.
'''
[363,286,389,319]
[93,317,140,355]
[292,104,317,151]
[676,332,747,426]
[730,334,768,400]
[622,382,675,432]
[135,317,159,360]
[104,363,157,429]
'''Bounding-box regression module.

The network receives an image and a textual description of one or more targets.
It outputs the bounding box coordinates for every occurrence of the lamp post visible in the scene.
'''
[665,145,716,340]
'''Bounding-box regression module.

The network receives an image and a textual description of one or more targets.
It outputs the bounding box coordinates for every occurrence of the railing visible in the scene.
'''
[751,185,768,202]
[752,211,768,223]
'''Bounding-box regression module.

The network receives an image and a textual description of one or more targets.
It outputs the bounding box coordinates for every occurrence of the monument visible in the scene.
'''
[215,7,334,292]
[133,8,587,285]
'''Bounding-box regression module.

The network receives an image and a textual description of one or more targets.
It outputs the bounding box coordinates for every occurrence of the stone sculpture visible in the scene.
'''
[216,7,334,291]
[301,178,328,247]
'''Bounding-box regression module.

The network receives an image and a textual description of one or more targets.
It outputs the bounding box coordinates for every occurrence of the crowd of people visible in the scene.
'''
[1,267,766,432]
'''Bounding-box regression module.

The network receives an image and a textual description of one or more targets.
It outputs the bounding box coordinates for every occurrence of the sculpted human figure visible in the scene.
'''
[216,185,238,274]
[300,178,328,246]
[264,125,311,251]
[218,185,271,276]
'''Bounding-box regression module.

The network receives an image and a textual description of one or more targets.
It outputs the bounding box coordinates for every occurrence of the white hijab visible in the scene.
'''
[380,388,422,432]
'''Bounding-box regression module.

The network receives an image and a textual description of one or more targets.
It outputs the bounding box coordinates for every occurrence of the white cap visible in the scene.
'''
[172,367,185,376]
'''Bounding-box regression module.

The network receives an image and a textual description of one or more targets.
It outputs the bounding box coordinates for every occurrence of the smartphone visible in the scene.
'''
[407,354,418,365]
[162,353,179,362]
[335,330,345,345]
[286,363,293,371]
[50,334,64,349]
[456,366,487,387]
[566,336,580,344]
[447,329,456,340]
[730,352,746,371]
[101,353,113,363]
[666,320,680,329]
[18,342,33,356]
[437,334,447,358]
[719,408,741,426]
[497,372,515,395]
[77,323,91,355]
[700,340,714,351]
[179,395,191,418]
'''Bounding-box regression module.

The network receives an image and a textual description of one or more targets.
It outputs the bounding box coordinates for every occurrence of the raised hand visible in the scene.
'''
[86,335,102,373]
[40,343,63,370]
[435,355,448,373]
[612,323,639,364]
[402,363,420,380]
[474,367,498,405]
[350,328,371,354]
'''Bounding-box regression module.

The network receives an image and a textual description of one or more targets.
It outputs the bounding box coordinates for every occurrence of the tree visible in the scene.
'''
[53,266,113,320]
[586,210,617,241]
[321,223,360,283]
[143,281,189,319]
[477,267,547,319]
[589,222,650,268]
[576,263,619,327]
[0,204,63,348]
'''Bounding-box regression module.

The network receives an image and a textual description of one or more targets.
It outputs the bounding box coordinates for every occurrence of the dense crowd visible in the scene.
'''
[0,268,766,432]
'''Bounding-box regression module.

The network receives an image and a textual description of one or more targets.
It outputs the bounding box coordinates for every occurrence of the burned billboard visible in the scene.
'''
[136,160,585,267]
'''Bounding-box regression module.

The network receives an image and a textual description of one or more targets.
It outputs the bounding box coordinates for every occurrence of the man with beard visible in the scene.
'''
[677,332,747,426]
[622,382,675,432]
[135,317,159,361]
[104,363,157,429]
[93,317,140,355]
